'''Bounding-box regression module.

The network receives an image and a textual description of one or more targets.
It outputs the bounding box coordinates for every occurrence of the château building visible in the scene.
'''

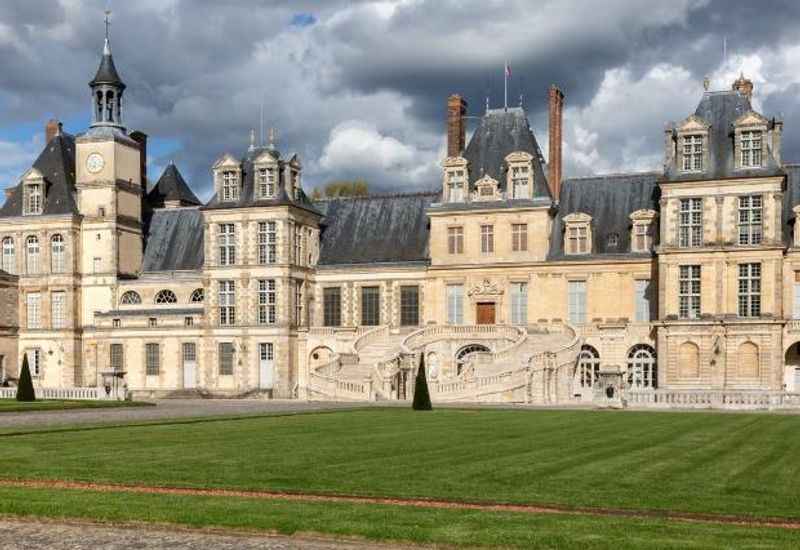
[2,28,800,407]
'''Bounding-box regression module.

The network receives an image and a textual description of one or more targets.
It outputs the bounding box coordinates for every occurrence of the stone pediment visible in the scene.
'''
[677,114,710,133]
[734,111,768,128]
[443,156,468,168]
[563,212,592,224]
[21,167,44,182]
[630,209,657,222]
[467,279,504,297]
[253,149,279,164]
[504,151,533,163]
[212,154,239,169]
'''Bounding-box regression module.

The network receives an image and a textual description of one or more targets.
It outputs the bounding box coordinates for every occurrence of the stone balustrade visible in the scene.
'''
[626,389,800,410]
[0,386,101,400]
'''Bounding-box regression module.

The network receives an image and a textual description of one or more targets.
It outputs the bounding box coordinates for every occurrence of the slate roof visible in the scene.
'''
[462,107,552,200]
[664,90,783,182]
[782,164,800,245]
[0,134,77,218]
[147,163,202,207]
[314,192,438,266]
[90,40,125,89]
[142,207,205,272]
[203,146,321,216]
[548,172,660,260]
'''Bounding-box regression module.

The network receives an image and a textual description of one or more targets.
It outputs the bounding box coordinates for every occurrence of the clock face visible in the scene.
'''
[86,153,105,174]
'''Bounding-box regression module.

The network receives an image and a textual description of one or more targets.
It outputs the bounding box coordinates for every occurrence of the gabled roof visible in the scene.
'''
[142,207,204,272]
[314,192,438,266]
[548,172,660,260]
[664,90,782,182]
[147,163,201,207]
[0,133,77,218]
[462,107,552,200]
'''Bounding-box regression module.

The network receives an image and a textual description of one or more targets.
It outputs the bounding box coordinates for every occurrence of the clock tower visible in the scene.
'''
[75,15,144,327]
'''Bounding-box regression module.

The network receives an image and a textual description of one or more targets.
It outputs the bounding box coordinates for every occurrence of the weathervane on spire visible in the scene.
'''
[105,9,111,40]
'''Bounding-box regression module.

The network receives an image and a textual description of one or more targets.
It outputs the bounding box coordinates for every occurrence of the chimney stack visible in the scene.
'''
[548,85,564,201]
[129,131,148,189]
[45,119,60,144]
[447,94,468,158]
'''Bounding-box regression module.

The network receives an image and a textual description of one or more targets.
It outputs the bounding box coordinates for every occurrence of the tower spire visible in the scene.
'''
[89,7,126,128]
[104,8,112,54]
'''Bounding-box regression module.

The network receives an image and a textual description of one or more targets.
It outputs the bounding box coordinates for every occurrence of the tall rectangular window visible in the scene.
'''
[447,227,464,254]
[448,170,465,202]
[26,236,40,274]
[218,280,235,325]
[51,291,66,329]
[294,280,304,326]
[361,286,380,326]
[633,223,652,252]
[50,235,65,273]
[511,166,529,199]
[258,221,278,264]
[400,285,419,326]
[738,195,762,245]
[480,225,494,254]
[738,263,761,317]
[446,284,464,325]
[257,167,276,198]
[512,224,528,252]
[26,293,41,329]
[510,282,528,325]
[27,349,41,377]
[323,287,342,327]
[566,226,588,254]
[635,279,652,322]
[24,184,43,215]
[221,171,238,201]
[293,224,303,266]
[567,281,586,325]
[679,265,701,319]
[218,342,234,375]
[258,279,277,325]
[183,343,197,364]
[794,272,800,320]
[1,238,14,274]
[145,343,159,376]
[679,198,703,248]
[740,130,762,168]
[110,343,124,371]
[682,135,703,171]
[218,224,236,266]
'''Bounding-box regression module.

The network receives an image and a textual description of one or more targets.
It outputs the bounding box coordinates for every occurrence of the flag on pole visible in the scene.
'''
[505,63,512,78]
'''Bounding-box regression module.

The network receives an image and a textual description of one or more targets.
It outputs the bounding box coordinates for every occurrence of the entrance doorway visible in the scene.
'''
[259,343,274,390]
[476,302,496,325]
[785,343,800,391]
[182,343,197,389]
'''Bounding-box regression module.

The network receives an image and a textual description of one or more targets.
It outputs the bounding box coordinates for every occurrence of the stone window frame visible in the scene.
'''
[257,221,278,265]
[737,194,763,245]
[577,344,600,388]
[447,225,464,255]
[26,292,41,329]
[442,157,468,203]
[25,234,40,275]
[505,151,534,200]
[218,279,236,326]
[678,265,701,319]
[629,209,657,253]
[733,112,769,170]
[674,115,710,174]
[322,286,342,327]
[626,344,657,390]
[480,224,494,254]
[563,212,592,255]
[678,197,703,248]
[120,290,142,306]
[252,151,279,200]
[22,168,45,216]
[212,155,241,202]
[145,342,160,376]
[25,348,42,377]
[189,288,204,303]
[446,283,464,325]
[737,262,761,318]
[217,223,236,266]
[511,223,528,252]
[360,285,381,326]
[473,174,499,202]
[50,234,66,273]
[110,343,124,371]
[792,205,800,247]
[399,285,420,327]
[51,290,67,329]
[154,289,177,305]
[218,342,235,376]
[1,237,15,274]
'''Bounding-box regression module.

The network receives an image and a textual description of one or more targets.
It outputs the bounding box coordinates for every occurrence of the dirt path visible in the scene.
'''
[2,478,799,531]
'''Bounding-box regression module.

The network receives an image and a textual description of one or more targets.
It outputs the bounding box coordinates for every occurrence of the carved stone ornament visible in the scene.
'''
[468,279,504,297]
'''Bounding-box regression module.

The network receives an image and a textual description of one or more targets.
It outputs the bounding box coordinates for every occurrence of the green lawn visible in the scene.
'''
[1,408,799,520]
[0,399,152,413]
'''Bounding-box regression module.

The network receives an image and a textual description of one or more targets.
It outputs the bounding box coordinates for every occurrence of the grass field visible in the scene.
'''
[2,407,800,548]
[0,399,152,413]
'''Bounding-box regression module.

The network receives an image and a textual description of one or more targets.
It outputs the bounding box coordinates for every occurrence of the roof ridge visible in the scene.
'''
[313,190,439,202]
[564,170,660,181]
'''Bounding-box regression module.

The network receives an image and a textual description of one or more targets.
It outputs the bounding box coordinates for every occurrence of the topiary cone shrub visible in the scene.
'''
[412,352,432,411]
[15,355,36,402]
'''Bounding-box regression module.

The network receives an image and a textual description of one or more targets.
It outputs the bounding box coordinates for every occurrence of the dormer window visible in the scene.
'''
[505,152,533,200]
[222,171,239,201]
[563,213,592,255]
[682,135,703,172]
[607,233,619,249]
[629,209,657,253]
[511,166,530,199]
[740,130,762,168]
[448,170,465,202]
[24,183,43,215]
[257,167,276,199]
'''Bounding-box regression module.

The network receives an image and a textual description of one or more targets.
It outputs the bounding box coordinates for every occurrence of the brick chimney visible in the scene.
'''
[548,85,564,201]
[447,94,467,158]
[45,119,61,144]
[129,131,148,189]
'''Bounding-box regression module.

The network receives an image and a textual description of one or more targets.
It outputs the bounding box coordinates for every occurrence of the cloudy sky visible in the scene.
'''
[2,0,800,199]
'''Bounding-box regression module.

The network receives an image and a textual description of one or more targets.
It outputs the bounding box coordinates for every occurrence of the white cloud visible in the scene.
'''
[0,135,42,188]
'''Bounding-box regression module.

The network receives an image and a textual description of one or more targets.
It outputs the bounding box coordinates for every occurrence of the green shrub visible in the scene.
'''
[15,355,35,402]
[412,353,432,411]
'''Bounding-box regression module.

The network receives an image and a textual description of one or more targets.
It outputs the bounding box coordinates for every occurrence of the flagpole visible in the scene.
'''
[504,61,508,111]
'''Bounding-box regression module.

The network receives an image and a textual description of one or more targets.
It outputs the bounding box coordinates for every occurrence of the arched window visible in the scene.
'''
[120,291,142,305]
[627,344,657,389]
[1,237,15,274]
[738,342,760,378]
[50,234,65,273]
[26,236,39,274]
[578,345,600,388]
[190,288,204,303]
[678,342,700,378]
[155,290,177,304]
[455,344,490,375]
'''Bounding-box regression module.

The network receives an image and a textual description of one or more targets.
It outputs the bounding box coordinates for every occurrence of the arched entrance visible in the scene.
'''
[455,344,490,376]
[574,345,600,401]
[627,344,657,389]
[784,343,800,392]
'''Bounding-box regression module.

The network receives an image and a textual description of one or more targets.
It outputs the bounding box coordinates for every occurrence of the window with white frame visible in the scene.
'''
[120,291,141,305]
[632,223,652,252]
[634,279,652,322]
[577,345,600,388]
[50,234,65,273]
[26,236,40,274]
[738,195,762,245]
[26,292,41,328]
[738,263,761,317]
[1,237,15,274]
[566,226,588,254]
[447,170,465,202]
[740,130,763,168]
[145,343,159,375]
[480,225,494,254]
[679,198,703,248]
[511,166,530,199]
[794,272,800,319]
[221,171,239,201]
[293,224,303,266]
[512,224,527,252]
[51,291,66,329]
[110,343,124,371]
[510,282,528,325]
[294,279,304,326]
[218,224,236,266]
[190,288,204,303]
[258,279,277,325]
[682,135,703,171]
[568,281,586,325]
[679,265,701,319]
[218,280,235,326]
[258,221,277,264]
[154,290,177,304]
[447,226,464,254]
[627,344,657,389]
[27,348,41,376]
[257,167,276,198]
[24,183,43,215]
[218,342,234,375]
[447,284,464,325]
